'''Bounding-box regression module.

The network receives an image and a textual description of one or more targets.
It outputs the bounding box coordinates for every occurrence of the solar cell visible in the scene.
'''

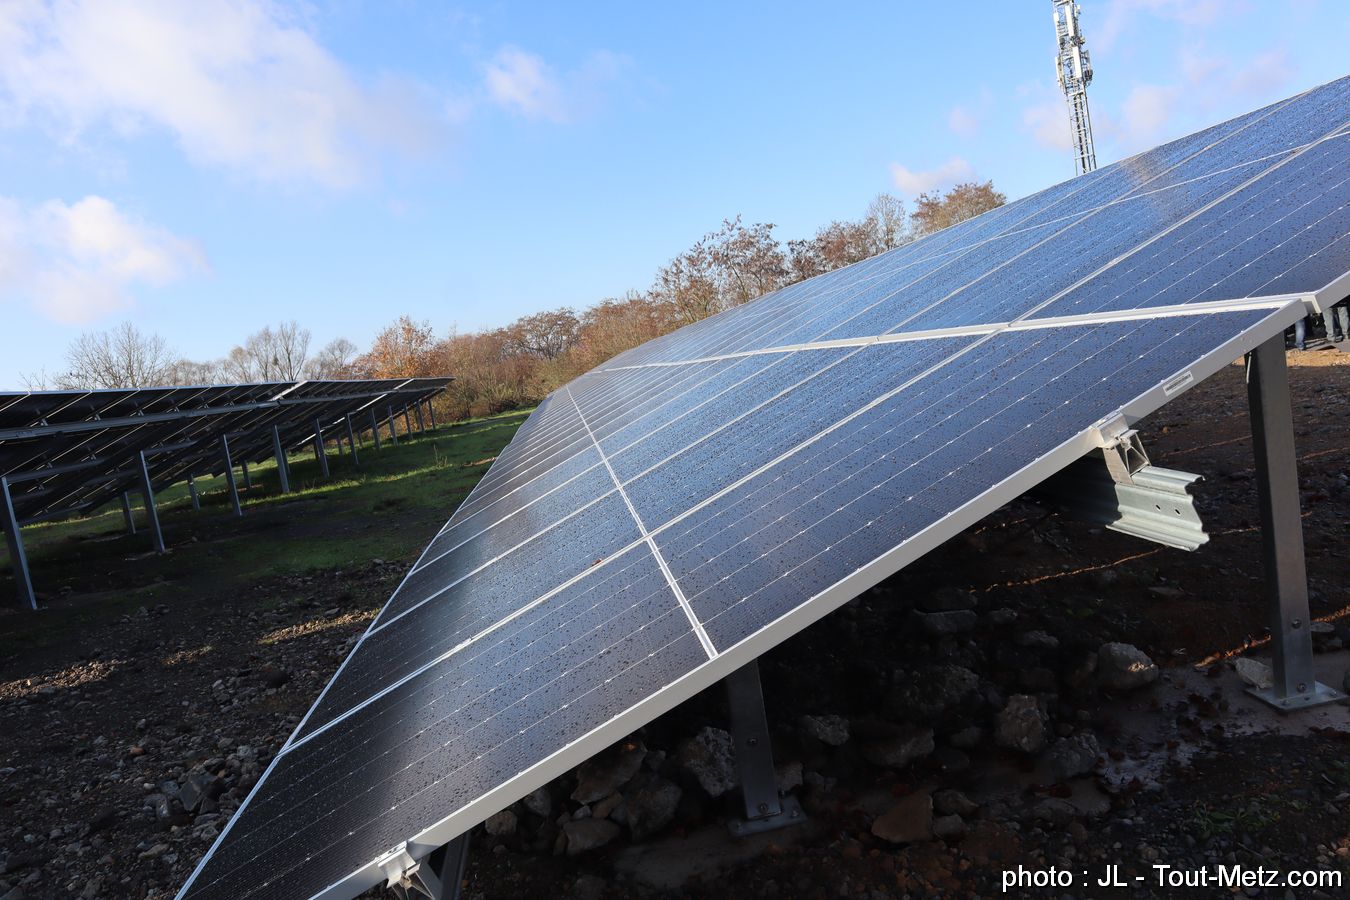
[178,78,1350,900]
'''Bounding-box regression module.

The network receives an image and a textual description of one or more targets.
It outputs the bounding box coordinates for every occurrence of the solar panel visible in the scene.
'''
[178,77,1350,899]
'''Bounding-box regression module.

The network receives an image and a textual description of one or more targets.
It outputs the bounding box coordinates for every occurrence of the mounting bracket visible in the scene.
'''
[1035,414,1209,551]
[378,834,471,900]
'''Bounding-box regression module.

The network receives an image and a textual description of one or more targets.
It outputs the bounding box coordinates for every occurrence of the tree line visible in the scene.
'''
[26,181,1005,420]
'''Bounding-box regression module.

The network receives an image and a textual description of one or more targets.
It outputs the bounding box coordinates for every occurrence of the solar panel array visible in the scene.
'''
[180,77,1350,900]
[0,377,450,528]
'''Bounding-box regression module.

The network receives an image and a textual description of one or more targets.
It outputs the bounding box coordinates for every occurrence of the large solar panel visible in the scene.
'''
[178,77,1350,899]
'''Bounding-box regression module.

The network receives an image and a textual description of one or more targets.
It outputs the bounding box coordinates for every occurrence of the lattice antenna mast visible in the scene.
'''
[1053,0,1098,175]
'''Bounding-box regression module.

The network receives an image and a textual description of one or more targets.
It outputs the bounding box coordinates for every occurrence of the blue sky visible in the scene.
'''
[1,0,1346,388]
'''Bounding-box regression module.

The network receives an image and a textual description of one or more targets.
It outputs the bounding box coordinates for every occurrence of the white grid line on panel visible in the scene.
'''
[596,295,1301,371]
[565,386,718,660]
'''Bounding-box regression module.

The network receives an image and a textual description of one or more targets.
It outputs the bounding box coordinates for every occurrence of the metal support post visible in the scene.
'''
[272,425,292,494]
[427,399,437,430]
[724,661,804,835]
[345,414,361,467]
[414,403,425,433]
[403,404,413,435]
[370,408,383,451]
[220,435,242,517]
[137,451,166,554]
[313,418,330,479]
[1244,335,1343,710]
[188,476,200,511]
[121,491,137,534]
[1,476,37,610]
[242,461,252,489]
[387,405,400,445]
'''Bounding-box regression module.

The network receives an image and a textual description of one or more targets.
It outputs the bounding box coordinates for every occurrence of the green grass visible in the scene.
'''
[0,408,532,656]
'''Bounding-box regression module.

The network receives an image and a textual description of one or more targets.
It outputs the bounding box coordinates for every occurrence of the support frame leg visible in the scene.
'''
[724,661,804,835]
[1,476,37,610]
[345,414,361,467]
[388,405,400,446]
[313,418,330,479]
[370,408,383,451]
[1244,335,1343,710]
[272,425,292,494]
[137,450,166,554]
[121,491,138,535]
[221,434,242,517]
[188,475,200,511]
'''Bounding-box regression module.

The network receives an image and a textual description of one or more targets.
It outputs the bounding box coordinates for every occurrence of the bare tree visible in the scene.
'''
[225,321,313,382]
[307,337,359,379]
[57,322,175,389]
[164,358,223,385]
[505,309,581,360]
[787,193,912,283]
[911,181,1006,237]
[651,217,787,325]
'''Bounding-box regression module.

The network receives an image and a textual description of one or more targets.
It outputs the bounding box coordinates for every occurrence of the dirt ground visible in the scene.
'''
[1,344,1348,900]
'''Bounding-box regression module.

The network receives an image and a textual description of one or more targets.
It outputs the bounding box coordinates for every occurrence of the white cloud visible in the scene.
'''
[484,47,568,123]
[1021,99,1074,151]
[0,195,206,323]
[947,105,979,138]
[889,157,975,196]
[482,45,630,124]
[1121,83,1180,142]
[1097,0,1252,52]
[0,0,441,188]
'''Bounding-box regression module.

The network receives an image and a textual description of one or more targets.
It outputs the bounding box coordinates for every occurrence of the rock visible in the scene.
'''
[888,665,979,719]
[1046,733,1101,781]
[1096,643,1159,691]
[1343,668,1350,696]
[947,726,983,749]
[523,786,553,818]
[916,587,977,613]
[572,741,646,804]
[562,818,621,856]
[1147,586,1185,600]
[484,809,517,836]
[86,806,117,833]
[914,609,977,636]
[933,813,967,840]
[569,874,608,900]
[1032,798,1079,827]
[591,793,623,821]
[932,789,978,818]
[178,773,222,813]
[138,843,170,859]
[861,725,935,769]
[676,727,737,798]
[988,608,1018,626]
[1235,657,1273,691]
[618,772,682,840]
[871,793,933,844]
[996,695,1048,754]
[776,760,803,793]
[1016,630,1060,651]
[798,714,850,746]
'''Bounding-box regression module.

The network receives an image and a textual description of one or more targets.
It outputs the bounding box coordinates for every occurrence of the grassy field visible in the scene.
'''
[0,408,531,659]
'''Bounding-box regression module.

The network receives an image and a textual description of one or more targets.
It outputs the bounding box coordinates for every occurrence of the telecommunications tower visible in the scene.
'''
[1053,0,1098,175]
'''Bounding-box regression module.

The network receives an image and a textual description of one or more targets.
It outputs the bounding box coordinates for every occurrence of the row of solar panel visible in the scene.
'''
[178,75,1350,900]
[0,378,450,528]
